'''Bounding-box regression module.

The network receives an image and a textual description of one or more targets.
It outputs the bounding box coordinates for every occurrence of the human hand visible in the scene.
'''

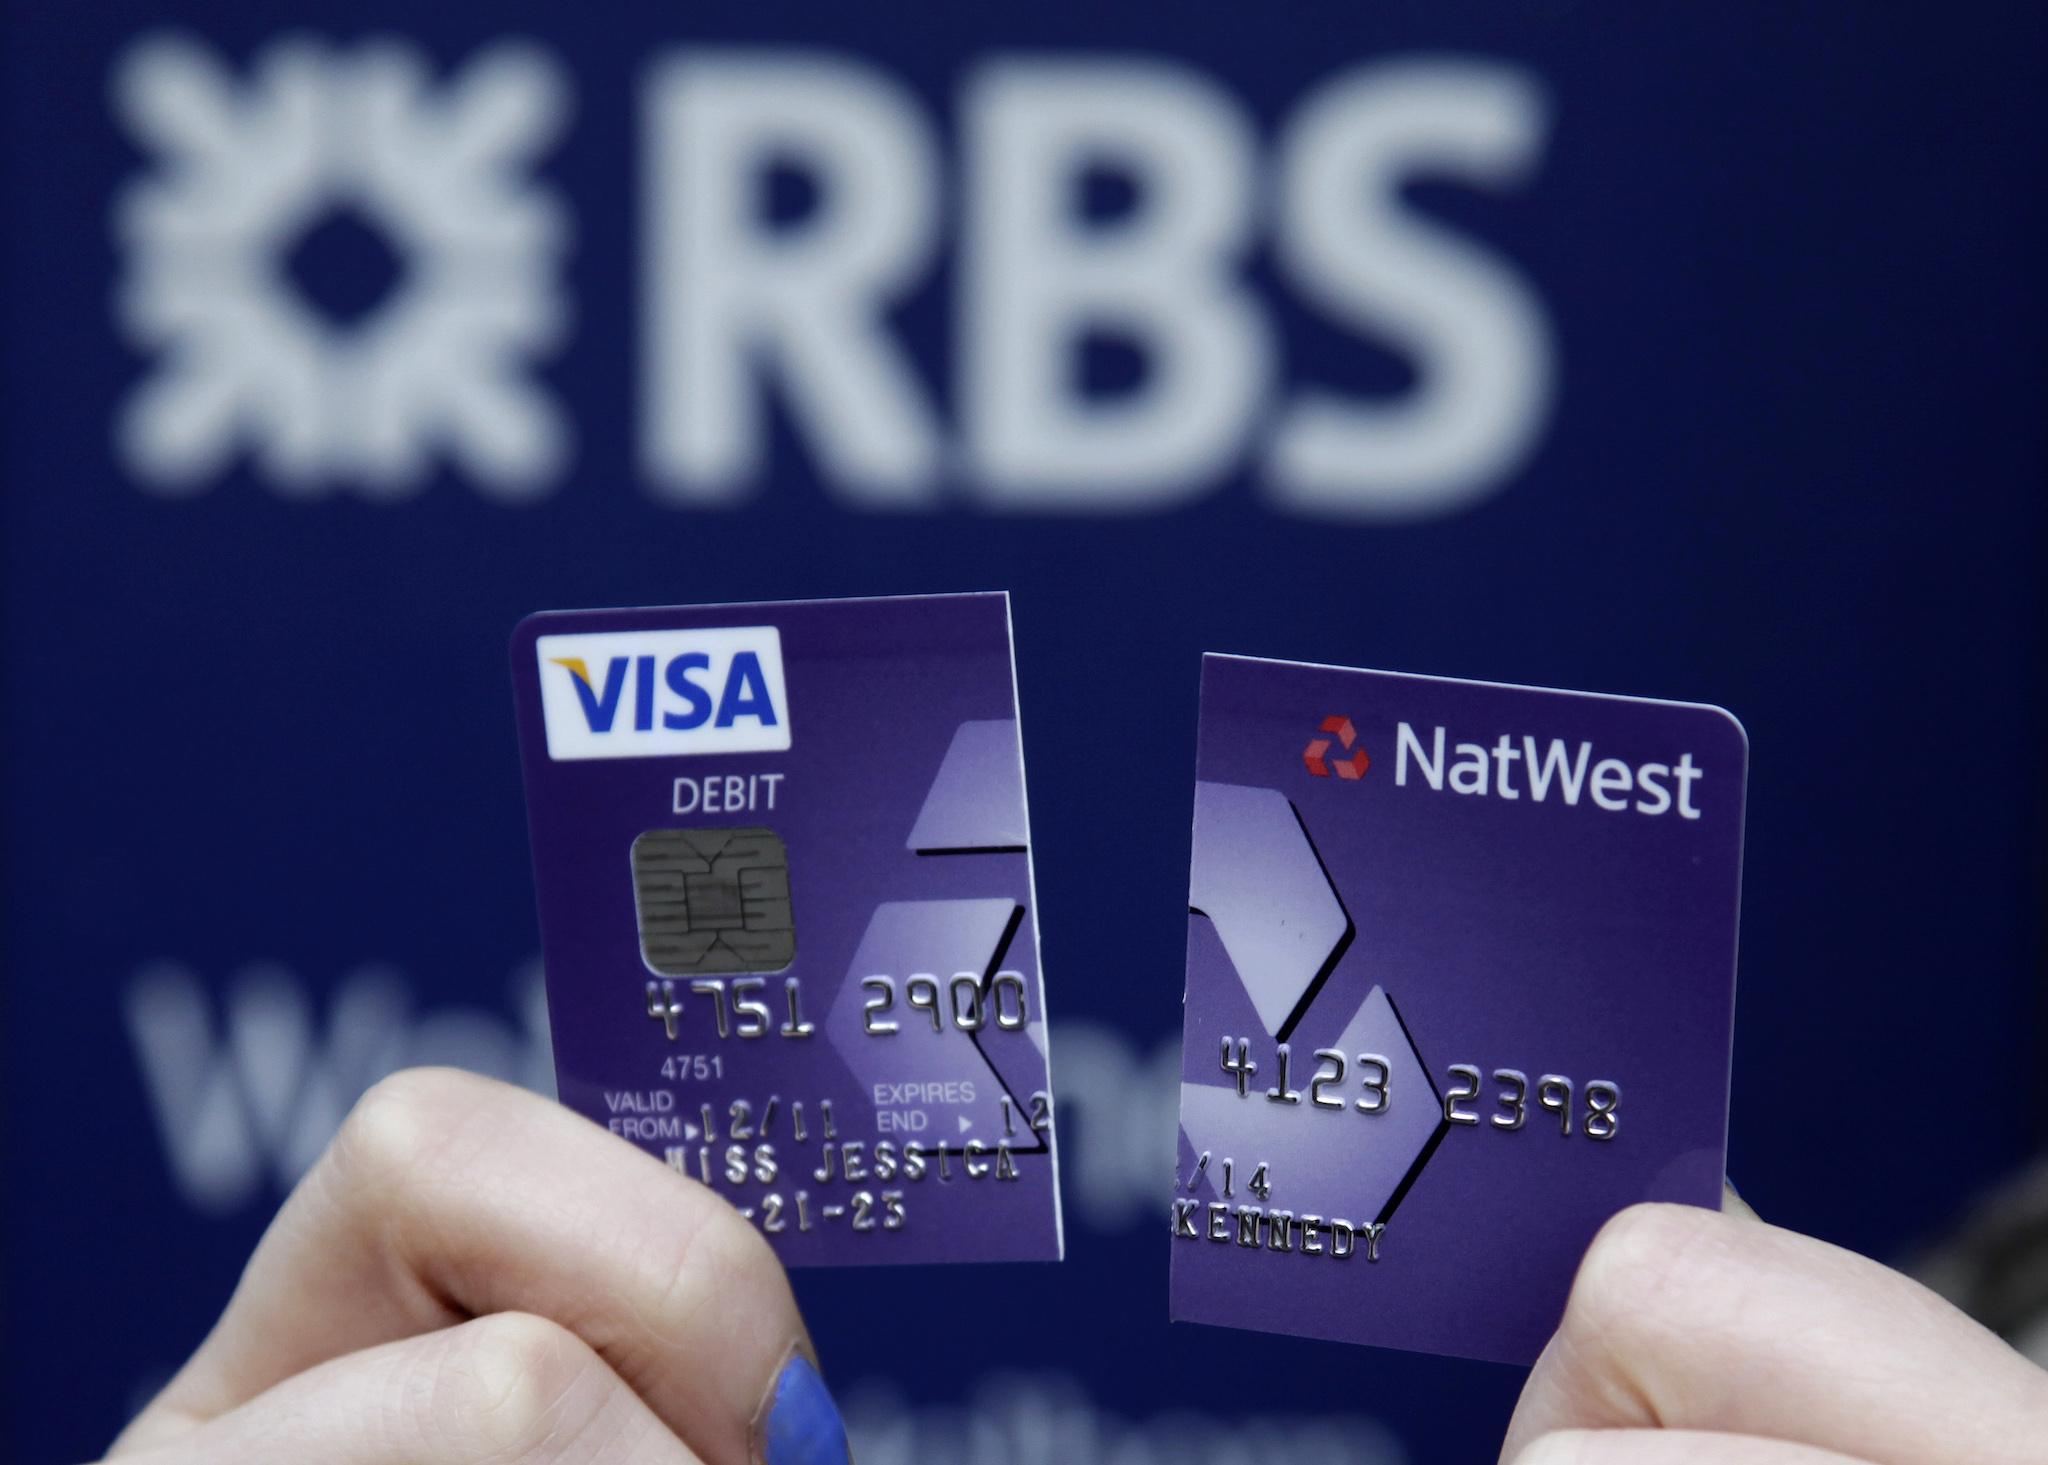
[1502,1197,2048,1464]
[103,1069,847,1465]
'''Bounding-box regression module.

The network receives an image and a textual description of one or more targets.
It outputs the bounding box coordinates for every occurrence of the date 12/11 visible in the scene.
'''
[1220,1038,1621,1140]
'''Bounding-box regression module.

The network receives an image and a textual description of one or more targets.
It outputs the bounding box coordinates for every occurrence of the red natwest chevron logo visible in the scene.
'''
[1304,715,1371,780]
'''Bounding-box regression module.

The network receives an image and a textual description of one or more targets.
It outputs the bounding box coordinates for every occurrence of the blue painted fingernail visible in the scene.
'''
[761,1353,850,1465]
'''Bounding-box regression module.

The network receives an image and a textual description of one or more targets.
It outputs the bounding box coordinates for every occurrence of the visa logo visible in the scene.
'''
[535,627,791,760]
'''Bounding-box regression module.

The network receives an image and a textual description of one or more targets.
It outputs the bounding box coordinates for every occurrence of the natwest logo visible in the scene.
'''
[1395,721,1703,818]
[1303,715,1371,780]
[536,627,789,760]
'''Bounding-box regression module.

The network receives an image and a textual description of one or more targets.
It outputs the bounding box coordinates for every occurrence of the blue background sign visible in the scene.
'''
[5,5,2044,1462]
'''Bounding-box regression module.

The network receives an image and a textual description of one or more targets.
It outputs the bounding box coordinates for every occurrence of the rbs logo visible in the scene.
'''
[536,627,790,760]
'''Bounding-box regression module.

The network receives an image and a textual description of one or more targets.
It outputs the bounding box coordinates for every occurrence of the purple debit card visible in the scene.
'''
[1171,655,1747,1363]
[512,594,1061,1266]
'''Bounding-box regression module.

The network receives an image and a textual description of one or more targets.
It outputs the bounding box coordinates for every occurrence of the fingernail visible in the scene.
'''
[758,1352,850,1465]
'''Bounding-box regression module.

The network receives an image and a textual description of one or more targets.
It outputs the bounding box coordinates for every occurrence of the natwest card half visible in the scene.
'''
[1171,655,1746,1363]
[512,593,1061,1266]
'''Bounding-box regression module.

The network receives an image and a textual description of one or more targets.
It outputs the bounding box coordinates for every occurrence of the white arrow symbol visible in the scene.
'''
[958,1116,973,1134]
[683,1123,699,1141]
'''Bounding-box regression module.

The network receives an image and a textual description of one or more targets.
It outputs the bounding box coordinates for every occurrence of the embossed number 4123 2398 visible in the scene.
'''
[1221,1039,1620,1140]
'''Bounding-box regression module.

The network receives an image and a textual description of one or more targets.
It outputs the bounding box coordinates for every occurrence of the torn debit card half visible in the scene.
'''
[512,593,1061,1266]
[1172,655,1747,1363]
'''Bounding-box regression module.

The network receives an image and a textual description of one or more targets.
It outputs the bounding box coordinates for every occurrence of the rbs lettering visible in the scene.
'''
[536,627,791,760]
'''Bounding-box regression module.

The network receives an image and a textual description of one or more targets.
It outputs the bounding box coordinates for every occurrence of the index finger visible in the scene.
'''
[118,1068,824,1465]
